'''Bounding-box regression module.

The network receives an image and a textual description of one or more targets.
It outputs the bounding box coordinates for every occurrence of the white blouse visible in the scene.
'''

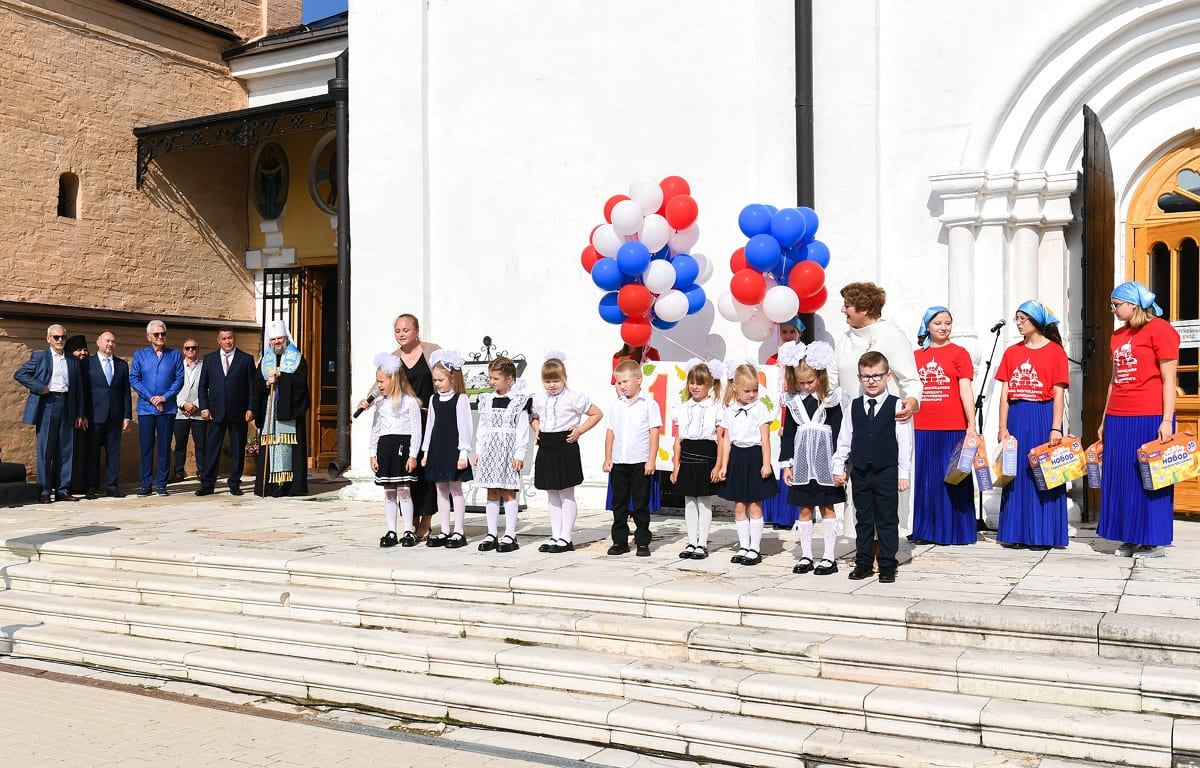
[369,394,423,458]
[671,398,724,441]
[723,399,771,447]
[604,392,663,464]
[420,391,474,460]
[531,388,592,433]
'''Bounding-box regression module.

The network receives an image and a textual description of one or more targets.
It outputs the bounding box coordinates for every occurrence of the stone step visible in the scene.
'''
[0,616,1162,768]
[5,560,1200,721]
[5,538,1199,668]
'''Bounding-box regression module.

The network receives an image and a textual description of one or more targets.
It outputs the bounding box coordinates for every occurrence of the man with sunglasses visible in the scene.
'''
[14,324,87,503]
[171,338,205,483]
[129,320,184,496]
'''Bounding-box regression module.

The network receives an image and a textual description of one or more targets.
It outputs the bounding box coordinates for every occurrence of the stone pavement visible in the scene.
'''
[0,477,1196,618]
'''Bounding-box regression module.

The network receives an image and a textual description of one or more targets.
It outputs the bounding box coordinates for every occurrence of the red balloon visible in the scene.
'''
[730,268,767,306]
[798,286,828,313]
[729,247,747,273]
[788,261,825,298]
[604,195,630,224]
[581,245,601,273]
[664,194,698,230]
[621,316,653,347]
[658,176,691,213]
[617,284,654,317]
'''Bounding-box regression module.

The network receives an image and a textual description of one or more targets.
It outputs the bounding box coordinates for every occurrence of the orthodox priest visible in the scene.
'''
[254,319,310,496]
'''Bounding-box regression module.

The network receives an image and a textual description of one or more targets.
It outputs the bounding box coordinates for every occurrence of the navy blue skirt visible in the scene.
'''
[910,429,977,545]
[719,445,780,503]
[1097,414,1174,546]
[997,401,1068,547]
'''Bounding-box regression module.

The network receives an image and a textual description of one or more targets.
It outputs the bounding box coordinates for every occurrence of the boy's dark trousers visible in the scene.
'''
[850,464,899,571]
[610,462,651,546]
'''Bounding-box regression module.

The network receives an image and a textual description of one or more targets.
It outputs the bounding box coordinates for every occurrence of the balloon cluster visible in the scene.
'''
[581,176,713,347]
[718,204,831,341]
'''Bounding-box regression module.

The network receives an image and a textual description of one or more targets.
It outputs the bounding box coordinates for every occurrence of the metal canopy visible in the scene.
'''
[133,95,335,188]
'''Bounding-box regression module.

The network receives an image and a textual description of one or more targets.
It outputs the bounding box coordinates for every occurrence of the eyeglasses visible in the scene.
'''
[1012,315,1029,324]
[150,332,166,337]
[183,346,197,351]
[51,335,64,341]
[858,372,888,383]
[1109,300,1130,311]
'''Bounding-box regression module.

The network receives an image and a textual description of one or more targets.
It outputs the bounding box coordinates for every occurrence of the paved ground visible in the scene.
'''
[0,476,1195,619]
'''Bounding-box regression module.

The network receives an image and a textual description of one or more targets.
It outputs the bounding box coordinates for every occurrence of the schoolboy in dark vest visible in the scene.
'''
[832,351,913,583]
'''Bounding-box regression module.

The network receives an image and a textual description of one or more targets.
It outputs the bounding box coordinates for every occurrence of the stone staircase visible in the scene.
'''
[0,536,1197,768]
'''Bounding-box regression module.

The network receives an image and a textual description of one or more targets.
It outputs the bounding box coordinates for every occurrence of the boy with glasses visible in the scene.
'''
[833,351,913,583]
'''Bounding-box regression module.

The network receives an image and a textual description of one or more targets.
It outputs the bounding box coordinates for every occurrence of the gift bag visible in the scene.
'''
[945,435,983,485]
[1138,432,1199,491]
[991,436,1019,488]
[1027,435,1086,491]
[972,437,993,491]
[1084,440,1103,488]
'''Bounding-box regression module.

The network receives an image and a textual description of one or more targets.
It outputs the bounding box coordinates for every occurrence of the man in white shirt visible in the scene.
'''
[14,324,87,503]
[171,338,205,482]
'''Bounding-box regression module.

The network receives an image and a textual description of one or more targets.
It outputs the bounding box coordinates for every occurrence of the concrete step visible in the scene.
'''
[4,538,1199,669]
[4,560,1200,721]
[0,616,1161,768]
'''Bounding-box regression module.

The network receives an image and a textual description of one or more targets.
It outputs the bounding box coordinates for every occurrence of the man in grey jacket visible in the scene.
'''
[171,337,205,482]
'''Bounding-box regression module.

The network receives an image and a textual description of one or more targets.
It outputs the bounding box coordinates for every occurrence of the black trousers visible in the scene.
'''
[850,464,899,570]
[173,418,206,477]
[86,417,123,492]
[609,463,651,546]
[202,418,248,489]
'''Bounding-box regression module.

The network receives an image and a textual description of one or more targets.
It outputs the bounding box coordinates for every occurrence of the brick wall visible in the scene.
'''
[160,0,302,41]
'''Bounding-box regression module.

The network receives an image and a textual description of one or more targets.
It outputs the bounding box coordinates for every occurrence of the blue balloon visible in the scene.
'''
[591,257,624,291]
[796,206,820,242]
[652,244,671,260]
[617,241,651,276]
[745,233,782,272]
[770,208,809,248]
[802,239,830,269]
[684,285,706,314]
[651,316,678,330]
[738,204,773,238]
[597,291,626,325]
[671,253,700,288]
[764,204,779,216]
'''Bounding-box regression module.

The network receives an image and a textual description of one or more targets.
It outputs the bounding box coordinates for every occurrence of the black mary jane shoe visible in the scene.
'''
[793,557,814,574]
[679,544,697,560]
[477,534,498,552]
[497,535,520,553]
[814,559,839,576]
[741,549,762,566]
[426,533,449,548]
[538,538,560,553]
[400,531,418,548]
[549,541,575,553]
[379,531,399,548]
[446,532,468,549]
[730,549,747,565]
[690,545,708,561]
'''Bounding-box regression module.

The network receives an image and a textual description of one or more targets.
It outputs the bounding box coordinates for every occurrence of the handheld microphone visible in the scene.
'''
[989,319,1006,334]
[353,389,379,419]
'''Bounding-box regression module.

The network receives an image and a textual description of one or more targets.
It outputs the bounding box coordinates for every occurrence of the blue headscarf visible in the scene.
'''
[1016,300,1059,328]
[1111,281,1163,316]
[779,315,806,333]
[917,306,950,349]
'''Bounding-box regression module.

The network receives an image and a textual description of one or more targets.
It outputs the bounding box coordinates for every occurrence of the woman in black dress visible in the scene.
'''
[392,314,441,540]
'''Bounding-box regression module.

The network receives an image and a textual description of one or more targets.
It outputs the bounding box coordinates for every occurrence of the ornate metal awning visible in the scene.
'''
[133,94,335,188]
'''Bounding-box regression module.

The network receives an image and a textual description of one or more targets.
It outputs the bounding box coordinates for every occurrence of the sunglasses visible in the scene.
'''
[150,332,166,337]
[51,335,65,341]
[183,345,197,351]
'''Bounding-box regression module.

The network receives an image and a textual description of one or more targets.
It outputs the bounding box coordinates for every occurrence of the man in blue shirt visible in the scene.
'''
[129,320,184,496]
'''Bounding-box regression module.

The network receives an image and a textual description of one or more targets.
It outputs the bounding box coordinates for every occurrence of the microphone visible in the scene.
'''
[353,389,379,419]
[989,319,1006,334]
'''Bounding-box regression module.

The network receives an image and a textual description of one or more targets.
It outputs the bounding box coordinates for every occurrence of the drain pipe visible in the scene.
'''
[795,0,815,343]
[328,50,352,479]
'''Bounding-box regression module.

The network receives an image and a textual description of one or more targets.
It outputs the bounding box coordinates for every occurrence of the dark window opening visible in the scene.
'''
[57,172,79,219]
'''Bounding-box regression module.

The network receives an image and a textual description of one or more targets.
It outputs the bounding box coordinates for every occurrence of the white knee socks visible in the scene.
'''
[485,498,500,538]
[547,490,563,541]
[749,517,764,552]
[397,487,414,533]
[384,487,398,532]
[822,516,838,559]
[735,518,750,553]
[559,488,577,543]
[504,498,519,539]
[448,482,465,534]
[697,496,712,547]
[435,483,451,535]
[798,520,814,560]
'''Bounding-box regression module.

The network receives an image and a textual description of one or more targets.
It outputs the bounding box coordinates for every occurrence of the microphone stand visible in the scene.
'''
[973,323,1004,531]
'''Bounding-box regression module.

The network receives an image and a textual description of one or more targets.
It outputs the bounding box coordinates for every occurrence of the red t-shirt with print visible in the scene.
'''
[914,343,973,430]
[1107,317,1180,417]
[996,341,1068,402]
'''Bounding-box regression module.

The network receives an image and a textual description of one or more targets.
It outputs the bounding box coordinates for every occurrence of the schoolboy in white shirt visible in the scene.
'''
[603,359,662,556]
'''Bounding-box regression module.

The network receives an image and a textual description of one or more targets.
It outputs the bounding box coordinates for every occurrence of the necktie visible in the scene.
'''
[103,356,113,385]
[223,353,230,375]
[867,399,877,419]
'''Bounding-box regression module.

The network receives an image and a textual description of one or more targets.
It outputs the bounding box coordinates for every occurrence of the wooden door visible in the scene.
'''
[301,267,339,469]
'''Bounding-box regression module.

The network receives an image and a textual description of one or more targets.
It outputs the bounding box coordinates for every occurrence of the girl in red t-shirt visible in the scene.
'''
[910,307,979,545]
[1097,282,1180,557]
[995,301,1070,549]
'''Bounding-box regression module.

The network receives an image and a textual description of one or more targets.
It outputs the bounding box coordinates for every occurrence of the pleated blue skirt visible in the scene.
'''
[997,400,1068,547]
[1097,414,1174,546]
[762,471,801,525]
[910,429,977,545]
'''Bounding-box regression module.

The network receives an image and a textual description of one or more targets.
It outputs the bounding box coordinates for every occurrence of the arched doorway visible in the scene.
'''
[1126,137,1200,512]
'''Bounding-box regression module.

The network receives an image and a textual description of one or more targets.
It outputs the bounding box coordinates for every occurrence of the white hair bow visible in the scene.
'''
[777,341,806,368]
[374,352,401,376]
[804,341,835,371]
[430,349,464,371]
[544,349,567,362]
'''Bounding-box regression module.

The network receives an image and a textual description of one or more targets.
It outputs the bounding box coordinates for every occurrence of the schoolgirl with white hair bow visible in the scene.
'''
[419,349,473,548]
[669,358,727,560]
[367,352,423,548]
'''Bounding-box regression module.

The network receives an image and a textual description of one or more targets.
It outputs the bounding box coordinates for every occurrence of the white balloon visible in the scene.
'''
[629,176,664,216]
[763,272,778,290]
[654,289,689,323]
[762,285,801,323]
[592,224,623,258]
[610,199,643,237]
[693,252,713,284]
[742,314,775,342]
[737,300,759,322]
[642,260,677,294]
[639,214,671,253]
[717,291,741,322]
[669,223,700,253]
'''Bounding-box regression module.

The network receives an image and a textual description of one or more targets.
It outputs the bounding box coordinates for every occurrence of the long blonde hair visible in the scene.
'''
[723,365,759,406]
[784,359,828,401]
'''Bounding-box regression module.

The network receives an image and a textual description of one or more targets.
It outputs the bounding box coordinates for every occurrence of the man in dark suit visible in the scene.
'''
[197,327,256,496]
[13,324,87,503]
[85,330,132,499]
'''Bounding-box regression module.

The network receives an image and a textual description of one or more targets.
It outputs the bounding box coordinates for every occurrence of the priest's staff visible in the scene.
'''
[973,319,1006,531]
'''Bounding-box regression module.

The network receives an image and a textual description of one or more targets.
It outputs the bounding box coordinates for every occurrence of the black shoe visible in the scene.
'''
[1028,544,1051,551]
[679,545,696,559]
[379,531,398,548]
[478,534,499,552]
[1000,542,1028,549]
[814,559,839,576]
[195,486,214,496]
[690,545,708,560]
[85,491,99,500]
[105,488,126,498]
[741,549,761,566]
[636,545,650,557]
[538,539,559,553]
[229,486,243,496]
[400,531,418,548]
[793,557,814,574]
[446,532,468,549]
[155,488,169,496]
[878,568,897,583]
[848,566,874,580]
[497,535,519,553]
[549,541,574,553]
[607,544,630,556]
[137,487,153,497]
[56,492,79,502]
[427,533,449,548]
[730,549,747,565]
[38,493,52,504]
